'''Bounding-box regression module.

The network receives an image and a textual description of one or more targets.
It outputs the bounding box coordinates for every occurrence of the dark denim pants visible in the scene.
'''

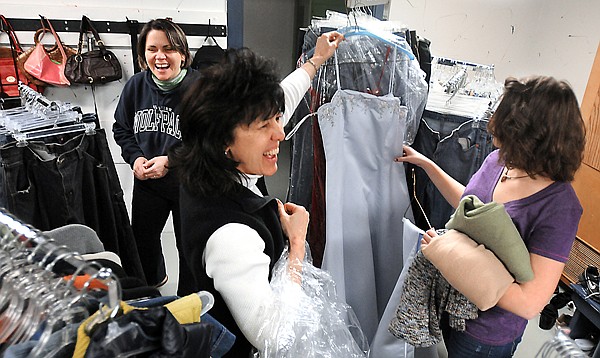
[411,110,495,229]
[130,295,236,358]
[131,173,196,296]
[443,326,522,358]
[0,129,145,281]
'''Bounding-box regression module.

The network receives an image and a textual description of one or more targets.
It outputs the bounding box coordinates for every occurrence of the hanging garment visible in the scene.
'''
[0,129,144,280]
[411,110,495,229]
[289,26,428,264]
[368,218,421,358]
[318,74,412,341]
[84,307,212,358]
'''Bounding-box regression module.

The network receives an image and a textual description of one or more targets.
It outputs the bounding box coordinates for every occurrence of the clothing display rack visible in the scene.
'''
[434,56,495,71]
[0,208,121,355]
[0,83,96,146]
[0,83,145,281]
[426,55,501,117]
[535,330,587,357]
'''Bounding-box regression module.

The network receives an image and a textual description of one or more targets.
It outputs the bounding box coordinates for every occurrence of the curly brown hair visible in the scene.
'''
[487,76,586,182]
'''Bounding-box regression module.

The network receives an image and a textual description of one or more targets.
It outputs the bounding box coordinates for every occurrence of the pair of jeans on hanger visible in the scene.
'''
[411,109,495,230]
[0,129,145,281]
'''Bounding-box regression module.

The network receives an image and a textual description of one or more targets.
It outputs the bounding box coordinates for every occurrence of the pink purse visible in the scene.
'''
[24,15,70,86]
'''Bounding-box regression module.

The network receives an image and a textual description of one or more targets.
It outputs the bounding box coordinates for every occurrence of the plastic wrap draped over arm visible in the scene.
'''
[255,244,369,358]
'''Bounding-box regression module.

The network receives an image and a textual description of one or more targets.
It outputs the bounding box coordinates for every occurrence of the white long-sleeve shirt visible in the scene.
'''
[204,68,310,349]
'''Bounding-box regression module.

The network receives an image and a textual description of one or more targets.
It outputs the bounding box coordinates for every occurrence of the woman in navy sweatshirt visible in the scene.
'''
[113,18,198,295]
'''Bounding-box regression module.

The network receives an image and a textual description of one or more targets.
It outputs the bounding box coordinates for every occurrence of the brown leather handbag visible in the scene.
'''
[64,15,122,85]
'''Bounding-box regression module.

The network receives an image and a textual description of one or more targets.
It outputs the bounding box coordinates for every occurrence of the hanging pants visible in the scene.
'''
[0,129,145,280]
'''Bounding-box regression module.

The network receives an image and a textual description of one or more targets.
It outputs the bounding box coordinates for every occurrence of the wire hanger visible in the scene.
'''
[0,83,96,147]
[411,168,433,229]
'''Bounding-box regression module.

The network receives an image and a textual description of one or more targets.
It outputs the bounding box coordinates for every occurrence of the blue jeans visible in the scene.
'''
[441,312,522,358]
[444,330,522,358]
[411,110,495,229]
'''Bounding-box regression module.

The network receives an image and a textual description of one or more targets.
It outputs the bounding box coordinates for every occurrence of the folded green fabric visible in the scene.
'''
[445,195,534,283]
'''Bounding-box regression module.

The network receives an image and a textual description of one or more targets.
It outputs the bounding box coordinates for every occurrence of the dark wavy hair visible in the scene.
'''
[169,48,285,197]
[488,76,586,182]
[137,18,192,70]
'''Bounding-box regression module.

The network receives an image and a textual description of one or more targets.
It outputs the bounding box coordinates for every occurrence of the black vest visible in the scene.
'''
[179,184,285,357]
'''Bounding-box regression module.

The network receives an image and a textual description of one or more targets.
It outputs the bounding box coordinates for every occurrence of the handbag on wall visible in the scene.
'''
[0,15,42,100]
[23,15,75,86]
[64,15,122,85]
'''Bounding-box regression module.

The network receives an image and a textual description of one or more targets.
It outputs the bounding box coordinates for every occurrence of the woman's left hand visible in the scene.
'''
[143,155,169,180]
[421,228,439,250]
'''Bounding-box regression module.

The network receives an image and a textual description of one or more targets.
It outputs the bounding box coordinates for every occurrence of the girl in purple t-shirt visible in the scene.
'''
[395,75,585,357]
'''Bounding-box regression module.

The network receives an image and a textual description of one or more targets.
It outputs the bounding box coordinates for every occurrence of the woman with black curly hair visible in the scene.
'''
[169,32,344,356]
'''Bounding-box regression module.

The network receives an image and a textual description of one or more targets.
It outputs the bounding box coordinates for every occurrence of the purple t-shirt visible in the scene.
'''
[462,150,582,345]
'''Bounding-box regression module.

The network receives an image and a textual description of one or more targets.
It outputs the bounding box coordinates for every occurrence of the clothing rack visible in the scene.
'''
[434,56,495,71]
[428,55,502,110]
[0,83,96,146]
[535,329,588,357]
[0,208,121,352]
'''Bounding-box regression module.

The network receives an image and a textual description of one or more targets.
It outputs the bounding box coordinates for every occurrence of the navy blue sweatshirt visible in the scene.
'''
[113,69,198,167]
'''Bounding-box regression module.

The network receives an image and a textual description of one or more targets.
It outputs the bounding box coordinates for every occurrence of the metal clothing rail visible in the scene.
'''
[4,17,227,37]
[535,329,587,357]
[434,56,495,71]
[0,83,97,146]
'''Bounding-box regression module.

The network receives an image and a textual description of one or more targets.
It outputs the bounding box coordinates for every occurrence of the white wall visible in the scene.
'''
[388,0,600,102]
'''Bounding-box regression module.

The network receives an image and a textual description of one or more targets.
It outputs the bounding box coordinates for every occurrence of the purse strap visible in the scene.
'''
[77,15,109,55]
[1,15,24,54]
[1,15,25,88]
[39,15,68,61]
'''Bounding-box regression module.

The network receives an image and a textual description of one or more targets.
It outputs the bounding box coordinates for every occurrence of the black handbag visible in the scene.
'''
[64,15,122,84]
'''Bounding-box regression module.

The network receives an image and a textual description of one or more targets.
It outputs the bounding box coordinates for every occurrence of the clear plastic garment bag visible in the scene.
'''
[318,50,414,344]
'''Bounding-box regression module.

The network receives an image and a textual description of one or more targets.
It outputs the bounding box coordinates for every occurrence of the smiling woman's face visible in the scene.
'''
[144,29,185,81]
[228,113,285,177]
